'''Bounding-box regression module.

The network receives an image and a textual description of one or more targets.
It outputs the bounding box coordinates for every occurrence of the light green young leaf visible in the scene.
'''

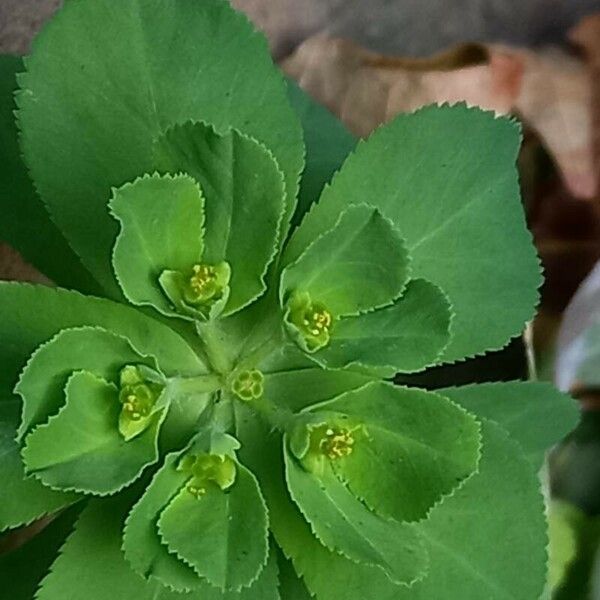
[280,204,410,317]
[123,451,204,591]
[440,381,578,469]
[234,402,414,600]
[0,504,81,600]
[309,279,451,375]
[284,448,427,585]
[285,79,356,227]
[110,173,205,317]
[22,371,163,495]
[16,326,155,441]
[304,382,481,523]
[153,122,286,315]
[0,282,207,406]
[0,399,78,532]
[17,0,303,296]
[0,55,100,293]
[158,462,269,591]
[285,104,541,363]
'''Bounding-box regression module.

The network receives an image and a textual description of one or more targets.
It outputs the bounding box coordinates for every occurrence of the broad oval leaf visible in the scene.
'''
[22,371,164,495]
[110,173,205,318]
[16,326,155,441]
[302,381,481,522]
[307,278,452,375]
[280,204,410,317]
[284,104,541,363]
[158,462,269,591]
[284,447,427,585]
[153,122,286,315]
[17,0,303,295]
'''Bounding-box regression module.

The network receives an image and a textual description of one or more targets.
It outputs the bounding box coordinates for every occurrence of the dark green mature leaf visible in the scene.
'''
[158,463,269,591]
[393,420,547,600]
[276,549,312,600]
[285,80,356,226]
[285,104,541,363]
[313,279,451,375]
[302,382,480,522]
[284,450,427,585]
[17,0,303,296]
[111,173,205,317]
[440,381,578,469]
[0,55,99,292]
[280,204,410,317]
[22,371,163,495]
[0,282,206,404]
[16,327,154,440]
[153,122,286,315]
[0,399,77,531]
[0,505,81,599]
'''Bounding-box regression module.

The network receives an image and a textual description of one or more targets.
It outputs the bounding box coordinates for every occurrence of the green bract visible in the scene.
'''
[0,0,579,598]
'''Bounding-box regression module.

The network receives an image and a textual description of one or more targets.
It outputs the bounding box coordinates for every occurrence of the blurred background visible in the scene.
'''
[2,0,600,596]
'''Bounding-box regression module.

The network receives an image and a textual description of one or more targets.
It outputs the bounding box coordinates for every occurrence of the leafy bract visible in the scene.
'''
[17,0,303,296]
[16,326,154,441]
[110,173,205,317]
[153,122,286,315]
[0,399,78,531]
[123,452,202,591]
[284,449,427,585]
[280,204,410,317]
[285,104,541,363]
[0,282,206,404]
[0,55,99,292]
[22,371,163,495]
[297,382,480,522]
[308,279,451,375]
[440,381,579,469]
[158,462,269,591]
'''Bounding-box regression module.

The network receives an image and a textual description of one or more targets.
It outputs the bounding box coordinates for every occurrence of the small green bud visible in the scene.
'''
[184,263,229,305]
[231,369,264,401]
[178,452,237,497]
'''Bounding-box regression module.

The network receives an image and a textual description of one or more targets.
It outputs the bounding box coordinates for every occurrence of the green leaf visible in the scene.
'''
[22,371,164,495]
[284,448,427,585]
[303,382,481,523]
[262,368,374,412]
[310,279,451,374]
[0,55,99,292]
[0,399,77,531]
[285,104,541,362]
[158,462,269,591]
[285,80,356,227]
[123,452,202,591]
[36,489,280,600]
[16,326,154,441]
[17,0,303,295]
[392,420,548,600]
[440,381,579,469]
[280,204,410,317]
[234,402,414,600]
[548,501,580,592]
[153,122,286,315]
[0,505,81,600]
[110,173,205,317]
[0,282,206,405]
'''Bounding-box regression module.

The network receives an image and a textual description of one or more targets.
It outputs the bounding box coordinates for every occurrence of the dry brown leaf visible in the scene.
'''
[282,35,596,200]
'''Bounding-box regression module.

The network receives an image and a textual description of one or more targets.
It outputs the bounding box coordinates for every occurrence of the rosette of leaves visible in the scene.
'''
[0,1,579,599]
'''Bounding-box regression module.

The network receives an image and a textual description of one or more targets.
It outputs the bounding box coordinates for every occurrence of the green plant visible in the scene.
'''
[0,1,578,598]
